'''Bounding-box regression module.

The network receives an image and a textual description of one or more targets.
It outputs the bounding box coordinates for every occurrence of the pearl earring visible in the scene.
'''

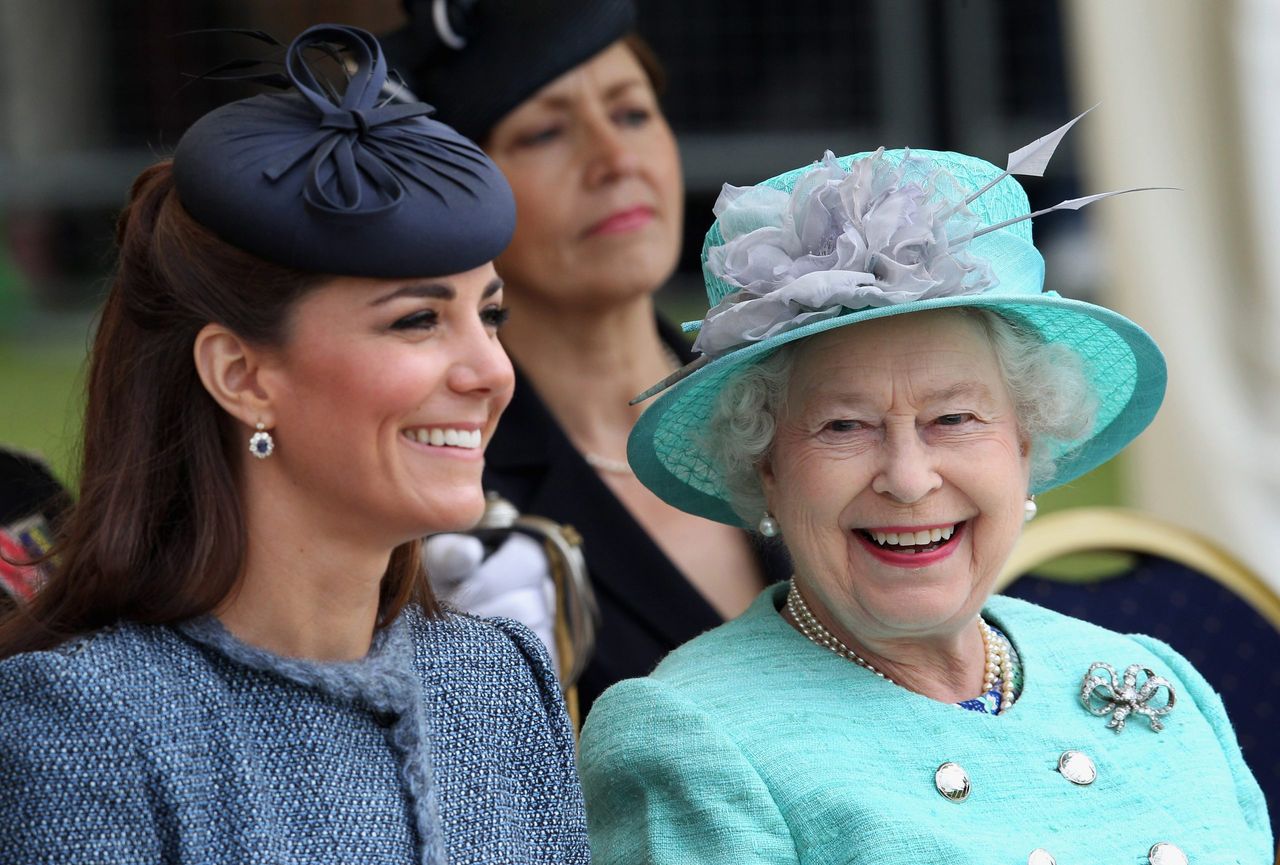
[249,422,275,459]
[758,512,779,537]
[1023,496,1038,522]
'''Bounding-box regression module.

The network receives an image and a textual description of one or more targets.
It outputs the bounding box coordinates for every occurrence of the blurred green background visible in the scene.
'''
[0,335,86,485]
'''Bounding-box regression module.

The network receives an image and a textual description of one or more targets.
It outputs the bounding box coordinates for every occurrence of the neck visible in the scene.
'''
[216,472,392,661]
[785,582,988,704]
[499,289,680,459]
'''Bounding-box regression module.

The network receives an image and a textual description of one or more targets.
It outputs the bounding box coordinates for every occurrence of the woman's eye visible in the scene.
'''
[390,309,438,331]
[825,419,864,433]
[517,126,562,147]
[615,107,652,128]
[481,305,510,330]
[935,413,975,427]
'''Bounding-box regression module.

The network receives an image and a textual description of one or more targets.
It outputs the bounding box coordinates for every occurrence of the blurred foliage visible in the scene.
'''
[0,338,87,485]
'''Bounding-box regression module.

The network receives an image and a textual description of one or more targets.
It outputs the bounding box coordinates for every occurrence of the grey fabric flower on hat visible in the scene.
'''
[694,149,997,357]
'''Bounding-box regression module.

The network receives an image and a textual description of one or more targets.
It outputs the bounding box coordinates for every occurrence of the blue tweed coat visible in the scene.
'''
[0,607,589,864]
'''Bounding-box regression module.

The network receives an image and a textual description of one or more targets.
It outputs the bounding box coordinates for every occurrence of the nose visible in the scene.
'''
[447,322,514,400]
[870,422,942,504]
[582,111,640,187]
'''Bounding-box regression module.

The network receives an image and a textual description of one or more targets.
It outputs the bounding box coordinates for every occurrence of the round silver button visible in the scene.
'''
[1057,750,1097,785]
[1027,850,1057,865]
[1148,842,1188,865]
[934,762,970,802]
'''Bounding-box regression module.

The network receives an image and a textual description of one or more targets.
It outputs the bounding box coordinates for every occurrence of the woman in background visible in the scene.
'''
[0,26,586,864]
[388,0,788,713]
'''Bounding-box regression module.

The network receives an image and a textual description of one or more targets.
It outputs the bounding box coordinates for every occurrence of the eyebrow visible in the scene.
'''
[534,78,647,111]
[919,382,997,404]
[370,277,503,306]
[805,381,997,411]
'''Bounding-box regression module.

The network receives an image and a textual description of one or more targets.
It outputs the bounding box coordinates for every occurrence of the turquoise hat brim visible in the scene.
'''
[628,292,1167,529]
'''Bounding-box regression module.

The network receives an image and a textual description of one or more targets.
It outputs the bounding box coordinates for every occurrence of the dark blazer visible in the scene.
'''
[0,446,69,528]
[482,319,790,717]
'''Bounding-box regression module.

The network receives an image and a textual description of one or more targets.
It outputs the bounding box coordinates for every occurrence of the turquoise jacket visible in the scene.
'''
[580,584,1272,864]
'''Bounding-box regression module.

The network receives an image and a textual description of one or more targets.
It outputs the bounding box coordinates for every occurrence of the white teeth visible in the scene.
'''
[404,428,482,449]
[866,524,959,547]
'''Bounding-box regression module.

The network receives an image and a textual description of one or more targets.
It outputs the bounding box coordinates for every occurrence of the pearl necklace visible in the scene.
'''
[786,579,895,683]
[978,616,1017,712]
[785,578,1016,714]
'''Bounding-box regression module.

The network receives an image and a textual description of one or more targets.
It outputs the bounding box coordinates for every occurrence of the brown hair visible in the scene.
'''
[0,161,436,659]
[624,33,667,96]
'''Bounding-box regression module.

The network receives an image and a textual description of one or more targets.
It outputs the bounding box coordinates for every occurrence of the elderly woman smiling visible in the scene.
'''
[578,127,1274,863]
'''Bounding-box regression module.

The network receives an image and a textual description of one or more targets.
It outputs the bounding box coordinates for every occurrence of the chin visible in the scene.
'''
[421,493,489,535]
[593,241,678,292]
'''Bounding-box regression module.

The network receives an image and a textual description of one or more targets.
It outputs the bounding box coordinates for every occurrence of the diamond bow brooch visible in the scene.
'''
[1080,662,1176,733]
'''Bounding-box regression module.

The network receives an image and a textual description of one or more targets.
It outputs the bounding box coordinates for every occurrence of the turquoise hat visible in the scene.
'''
[628,129,1167,528]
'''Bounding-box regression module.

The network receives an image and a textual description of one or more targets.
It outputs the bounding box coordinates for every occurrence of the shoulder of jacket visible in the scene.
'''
[408,605,556,684]
[0,623,204,742]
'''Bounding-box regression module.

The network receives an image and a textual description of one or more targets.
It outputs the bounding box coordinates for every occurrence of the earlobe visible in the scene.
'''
[193,323,275,428]
[757,454,777,505]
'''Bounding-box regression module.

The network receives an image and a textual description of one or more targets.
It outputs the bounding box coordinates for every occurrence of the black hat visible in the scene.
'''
[174,24,515,279]
[383,0,635,142]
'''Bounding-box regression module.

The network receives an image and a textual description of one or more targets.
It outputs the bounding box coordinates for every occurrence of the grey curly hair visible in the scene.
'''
[702,309,1099,526]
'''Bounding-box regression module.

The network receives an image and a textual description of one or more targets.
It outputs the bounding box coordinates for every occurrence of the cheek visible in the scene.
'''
[498,199,567,276]
[507,166,573,238]
[649,129,684,207]
[288,348,436,426]
[768,437,856,520]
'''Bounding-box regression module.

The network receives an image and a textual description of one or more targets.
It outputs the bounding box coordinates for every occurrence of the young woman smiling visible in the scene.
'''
[0,26,587,864]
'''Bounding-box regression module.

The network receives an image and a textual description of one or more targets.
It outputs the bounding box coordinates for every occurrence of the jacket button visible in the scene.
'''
[1148,842,1188,865]
[933,762,970,802]
[1057,750,1097,785]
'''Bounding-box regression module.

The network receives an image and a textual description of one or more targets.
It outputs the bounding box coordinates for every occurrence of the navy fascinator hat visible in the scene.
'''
[174,24,515,278]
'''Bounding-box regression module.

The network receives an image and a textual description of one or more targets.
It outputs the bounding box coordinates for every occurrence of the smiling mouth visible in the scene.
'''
[857,522,965,555]
[401,427,482,449]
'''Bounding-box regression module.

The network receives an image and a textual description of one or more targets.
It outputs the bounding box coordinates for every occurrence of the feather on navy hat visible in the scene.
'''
[173,24,515,278]
[383,0,635,142]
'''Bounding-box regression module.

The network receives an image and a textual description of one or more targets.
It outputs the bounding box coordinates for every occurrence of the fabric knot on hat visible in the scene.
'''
[695,149,997,358]
[174,23,514,278]
[319,108,374,137]
[260,24,482,217]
